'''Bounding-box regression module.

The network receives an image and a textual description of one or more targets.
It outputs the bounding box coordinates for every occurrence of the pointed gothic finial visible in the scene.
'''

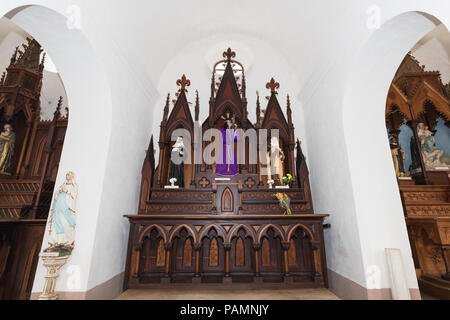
[287,95,293,125]
[163,93,170,121]
[256,91,261,126]
[266,78,280,95]
[54,96,63,120]
[0,72,5,86]
[241,73,247,98]
[10,46,19,66]
[65,106,70,118]
[223,48,236,62]
[195,90,200,122]
[176,74,191,93]
[39,52,46,73]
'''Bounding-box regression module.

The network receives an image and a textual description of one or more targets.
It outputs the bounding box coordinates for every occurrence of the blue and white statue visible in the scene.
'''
[48,172,78,250]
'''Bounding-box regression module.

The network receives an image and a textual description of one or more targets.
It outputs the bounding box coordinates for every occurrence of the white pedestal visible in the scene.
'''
[38,253,70,300]
[275,186,290,189]
[164,186,179,189]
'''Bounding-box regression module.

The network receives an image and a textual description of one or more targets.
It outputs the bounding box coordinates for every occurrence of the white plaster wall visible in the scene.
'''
[0,0,449,299]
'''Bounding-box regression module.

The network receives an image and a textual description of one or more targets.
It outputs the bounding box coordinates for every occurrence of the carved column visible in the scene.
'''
[194,243,201,281]
[38,254,70,300]
[223,243,232,283]
[162,243,172,283]
[253,243,261,281]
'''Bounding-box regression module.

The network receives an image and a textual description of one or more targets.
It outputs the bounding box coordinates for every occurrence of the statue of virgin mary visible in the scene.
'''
[48,172,78,249]
[168,137,185,187]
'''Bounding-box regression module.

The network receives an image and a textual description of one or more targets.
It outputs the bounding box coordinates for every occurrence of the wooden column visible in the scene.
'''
[441,247,450,281]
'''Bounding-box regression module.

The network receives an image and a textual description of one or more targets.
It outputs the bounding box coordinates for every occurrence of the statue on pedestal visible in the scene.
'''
[216,113,240,176]
[417,123,450,170]
[389,135,407,177]
[0,124,15,174]
[168,137,185,187]
[47,172,78,252]
[267,136,285,184]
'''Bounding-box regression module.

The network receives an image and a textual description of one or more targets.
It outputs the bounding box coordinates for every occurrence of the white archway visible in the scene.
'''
[0,4,114,298]
[340,11,443,299]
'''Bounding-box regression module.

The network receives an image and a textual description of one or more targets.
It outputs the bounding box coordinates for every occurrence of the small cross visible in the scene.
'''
[199,177,210,188]
[245,177,255,189]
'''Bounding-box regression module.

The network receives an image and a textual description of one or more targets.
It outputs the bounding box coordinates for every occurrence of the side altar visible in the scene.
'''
[124,49,328,288]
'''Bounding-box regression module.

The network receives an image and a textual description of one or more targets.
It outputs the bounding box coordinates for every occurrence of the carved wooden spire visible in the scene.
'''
[39,52,46,73]
[287,95,293,126]
[54,96,63,120]
[9,46,19,66]
[256,91,261,127]
[223,48,236,62]
[163,93,170,121]
[266,78,280,95]
[176,74,191,93]
[241,73,247,98]
[195,90,200,122]
[0,72,5,86]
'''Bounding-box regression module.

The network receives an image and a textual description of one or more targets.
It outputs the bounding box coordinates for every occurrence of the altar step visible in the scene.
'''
[116,288,340,300]
[418,274,450,300]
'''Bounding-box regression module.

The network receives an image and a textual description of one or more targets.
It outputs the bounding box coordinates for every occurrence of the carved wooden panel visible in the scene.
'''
[236,238,245,266]
[261,238,271,266]
[183,239,193,267]
[156,239,165,267]
[209,238,219,267]
[222,188,233,212]
[288,239,296,266]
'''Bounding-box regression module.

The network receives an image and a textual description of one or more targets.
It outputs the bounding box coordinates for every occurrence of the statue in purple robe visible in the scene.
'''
[216,116,240,176]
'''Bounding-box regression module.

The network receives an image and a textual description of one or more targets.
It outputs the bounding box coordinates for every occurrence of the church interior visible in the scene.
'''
[0,1,449,302]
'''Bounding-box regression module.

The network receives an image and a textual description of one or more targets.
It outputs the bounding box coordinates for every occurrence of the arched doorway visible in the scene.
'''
[384,26,450,299]
[339,11,448,299]
[0,4,113,299]
[0,17,70,300]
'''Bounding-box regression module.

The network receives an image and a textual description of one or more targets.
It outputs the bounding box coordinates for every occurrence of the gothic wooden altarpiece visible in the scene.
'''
[124,49,328,288]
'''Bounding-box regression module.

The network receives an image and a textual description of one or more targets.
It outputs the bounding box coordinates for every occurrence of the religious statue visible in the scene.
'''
[168,137,185,187]
[389,135,407,177]
[266,136,285,184]
[216,113,240,176]
[0,124,16,175]
[47,172,78,252]
[417,123,450,170]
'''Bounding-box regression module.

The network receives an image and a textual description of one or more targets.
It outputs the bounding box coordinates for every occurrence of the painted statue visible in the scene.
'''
[0,124,16,174]
[390,136,407,177]
[48,172,78,250]
[266,136,285,183]
[417,123,450,170]
[168,137,185,187]
[216,113,240,176]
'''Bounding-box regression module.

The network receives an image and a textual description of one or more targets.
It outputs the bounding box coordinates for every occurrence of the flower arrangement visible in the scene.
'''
[282,173,293,185]
[274,192,292,215]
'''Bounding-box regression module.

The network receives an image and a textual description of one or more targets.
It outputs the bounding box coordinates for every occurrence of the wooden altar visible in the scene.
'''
[124,49,328,289]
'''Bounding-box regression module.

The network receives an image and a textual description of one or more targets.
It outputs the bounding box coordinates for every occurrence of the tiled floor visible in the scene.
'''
[116,288,341,300]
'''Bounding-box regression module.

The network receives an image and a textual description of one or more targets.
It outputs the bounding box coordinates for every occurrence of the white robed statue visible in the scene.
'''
[48,172,78,248]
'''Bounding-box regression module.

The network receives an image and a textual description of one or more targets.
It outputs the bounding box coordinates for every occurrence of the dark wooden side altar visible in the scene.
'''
[124,49,328,289]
